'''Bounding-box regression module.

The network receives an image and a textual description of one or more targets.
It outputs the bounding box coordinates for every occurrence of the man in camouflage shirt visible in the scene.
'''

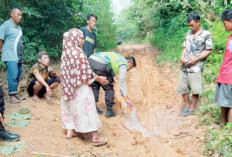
[26,51,60,101]
[177,13,213,116]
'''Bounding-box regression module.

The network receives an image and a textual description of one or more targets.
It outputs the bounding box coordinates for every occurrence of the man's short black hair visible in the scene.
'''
[187,13,200,22]
[87,14,98,20]
[221,8,232,21]
[10,6,22,12]
[126,57,136,67]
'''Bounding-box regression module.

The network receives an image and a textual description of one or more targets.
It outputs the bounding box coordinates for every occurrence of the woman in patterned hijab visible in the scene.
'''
[61,28,108,146]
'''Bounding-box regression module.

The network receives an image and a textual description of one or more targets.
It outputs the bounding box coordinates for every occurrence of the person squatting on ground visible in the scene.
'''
[88,52,136,118]
[0,86,20,141]
[26,51,60,101]
[177,13,213,116]
[214,8,232,127]
[0,6,24,104]
[80,14,97,58]
[61,28,108,146]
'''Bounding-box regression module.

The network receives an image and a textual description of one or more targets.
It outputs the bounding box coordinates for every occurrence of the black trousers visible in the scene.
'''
[27,77,60,98]
[88,58,115,107]
[0,86,6,131]
[0,86,5,118]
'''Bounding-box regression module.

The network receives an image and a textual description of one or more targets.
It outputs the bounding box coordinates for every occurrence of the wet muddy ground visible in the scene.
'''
[0,44,205,157]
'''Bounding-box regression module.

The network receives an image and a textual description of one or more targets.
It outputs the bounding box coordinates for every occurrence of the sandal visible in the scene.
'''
[10,97,20,104]
[16,94,26,100]
[178,109,188,116]
[92,137,107,147]
[44,96,51,100]
[182,110,194,117]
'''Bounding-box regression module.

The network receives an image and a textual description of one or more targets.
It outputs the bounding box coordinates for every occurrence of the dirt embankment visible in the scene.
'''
[0,44,205,157]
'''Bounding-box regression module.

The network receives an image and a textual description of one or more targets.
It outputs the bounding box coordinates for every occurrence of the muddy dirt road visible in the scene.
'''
[0,44,205,157]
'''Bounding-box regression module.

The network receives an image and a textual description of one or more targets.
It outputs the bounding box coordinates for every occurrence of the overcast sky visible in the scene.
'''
[111,0,131,15]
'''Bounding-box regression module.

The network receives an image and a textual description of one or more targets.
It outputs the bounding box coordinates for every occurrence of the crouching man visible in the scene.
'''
[26,51,60,101]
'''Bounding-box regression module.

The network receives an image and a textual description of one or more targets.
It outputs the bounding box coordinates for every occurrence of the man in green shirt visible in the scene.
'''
[88,52,136,118]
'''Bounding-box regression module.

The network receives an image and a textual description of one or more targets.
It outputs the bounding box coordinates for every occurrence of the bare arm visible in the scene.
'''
[180,48,186,64]
[48,67,61,79]
[34,73,52,96]
[119,65,134,106]
[186,49,212,66]
[0,40,2,54]
[95,75,108,85]
[93,48,96,54]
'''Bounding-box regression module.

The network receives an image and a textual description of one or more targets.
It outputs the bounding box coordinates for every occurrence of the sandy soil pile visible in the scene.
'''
[0,44,205,157]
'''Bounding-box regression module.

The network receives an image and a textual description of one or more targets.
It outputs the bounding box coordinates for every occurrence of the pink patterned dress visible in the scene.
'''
[61,28,101,133]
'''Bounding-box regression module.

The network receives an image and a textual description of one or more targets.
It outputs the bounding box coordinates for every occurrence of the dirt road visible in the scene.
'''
[0,44,205,157]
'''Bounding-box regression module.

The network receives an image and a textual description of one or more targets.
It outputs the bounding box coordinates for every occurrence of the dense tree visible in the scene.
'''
[0,0,117,68]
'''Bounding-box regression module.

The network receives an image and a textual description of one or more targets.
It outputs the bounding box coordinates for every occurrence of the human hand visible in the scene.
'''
[185,58,198,66]
[46,86,52,96]
[0,113,5,126]
[48,67,55,74]
[180,56,186,64]
[124,98,134,107]
[96,76,109,86]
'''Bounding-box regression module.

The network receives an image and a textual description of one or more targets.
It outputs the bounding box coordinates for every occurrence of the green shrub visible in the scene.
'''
[204,123,232,157]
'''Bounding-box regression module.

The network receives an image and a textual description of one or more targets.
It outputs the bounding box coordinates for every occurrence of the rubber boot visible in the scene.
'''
[105,105,116,118]
[96,107,103,115]
[0,122,20,141]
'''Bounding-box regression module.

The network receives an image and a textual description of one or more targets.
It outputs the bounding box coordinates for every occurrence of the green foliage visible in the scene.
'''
[204,123,232,157]
[116,0,154,43]
[210,22,231,52]
[203,22,231,83]
[197,103,221,126]
[0,0,117,69]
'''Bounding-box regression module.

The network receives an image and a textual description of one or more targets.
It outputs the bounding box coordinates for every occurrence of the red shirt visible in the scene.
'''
[217,35,232,84]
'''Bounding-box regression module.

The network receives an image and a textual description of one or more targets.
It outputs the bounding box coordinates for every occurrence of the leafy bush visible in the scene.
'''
[204,123,232,157]
[0,0,117,69]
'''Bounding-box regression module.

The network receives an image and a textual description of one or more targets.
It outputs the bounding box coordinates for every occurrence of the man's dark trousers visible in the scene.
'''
[0,86,5,132]
[88,58,115,107]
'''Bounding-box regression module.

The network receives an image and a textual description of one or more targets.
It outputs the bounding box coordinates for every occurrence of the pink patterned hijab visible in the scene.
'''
[61,28,96,101]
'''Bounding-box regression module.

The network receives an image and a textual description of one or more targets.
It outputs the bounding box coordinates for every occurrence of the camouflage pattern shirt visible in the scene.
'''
[27,63,54,86]
[182,28,213,72]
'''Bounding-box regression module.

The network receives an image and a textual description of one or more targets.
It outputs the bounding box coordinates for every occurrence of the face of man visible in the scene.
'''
[38,55,50,67]
[87,16,97,30]
[10,9,23,25]
[223,20,232,31]
[188,20,201,34]
[127,60,134,71]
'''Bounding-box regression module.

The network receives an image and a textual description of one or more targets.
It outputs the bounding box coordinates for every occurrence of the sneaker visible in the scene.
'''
[9,97,20,104]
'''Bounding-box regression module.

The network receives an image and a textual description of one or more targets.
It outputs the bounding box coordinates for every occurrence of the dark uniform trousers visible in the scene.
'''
[0,86,5,118]
[88,58,115,107]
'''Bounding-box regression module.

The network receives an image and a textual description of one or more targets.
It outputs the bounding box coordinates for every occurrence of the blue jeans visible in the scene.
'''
[5,61,22,95]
